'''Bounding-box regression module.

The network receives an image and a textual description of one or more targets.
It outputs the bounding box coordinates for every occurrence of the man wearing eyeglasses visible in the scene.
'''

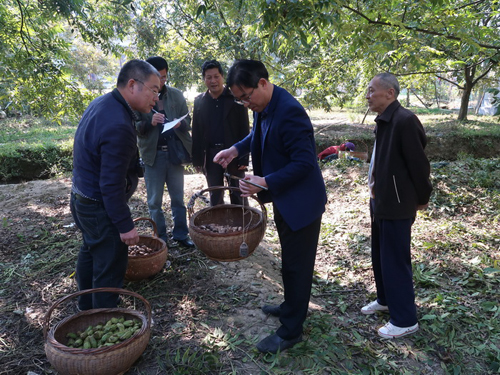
[214,59,327,354]
[191,60,250,206]
[136,56,195,248]
[71,59,160,310]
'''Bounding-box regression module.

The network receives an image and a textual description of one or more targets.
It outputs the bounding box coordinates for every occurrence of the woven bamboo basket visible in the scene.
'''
[44,288,151,375]
[188,186,267,262]
[125,217,168,281]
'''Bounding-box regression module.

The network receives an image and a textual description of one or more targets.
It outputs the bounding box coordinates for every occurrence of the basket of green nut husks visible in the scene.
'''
[43,287,151,375]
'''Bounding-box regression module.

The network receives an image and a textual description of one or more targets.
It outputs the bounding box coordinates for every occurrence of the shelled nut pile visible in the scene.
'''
[198,223,243,233]
[128,244,156,256]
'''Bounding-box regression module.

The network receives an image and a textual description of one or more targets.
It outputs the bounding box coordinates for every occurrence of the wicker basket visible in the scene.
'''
[44,288,151,375]
[188,186,267,262]
[125,217,168,281]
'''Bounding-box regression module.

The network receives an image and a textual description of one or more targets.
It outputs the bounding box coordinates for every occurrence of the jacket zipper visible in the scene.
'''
[393,175,401,203]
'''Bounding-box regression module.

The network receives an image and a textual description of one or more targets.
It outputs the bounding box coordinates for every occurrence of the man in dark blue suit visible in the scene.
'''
[214,59,327,354]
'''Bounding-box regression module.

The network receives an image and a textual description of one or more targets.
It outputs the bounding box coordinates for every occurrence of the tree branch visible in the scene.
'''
[455,0,486,11]
[435,75,463,90]
[14,0,30,54]
[472,59,498,86]
[397,68,462,76]
[342,5,500,51]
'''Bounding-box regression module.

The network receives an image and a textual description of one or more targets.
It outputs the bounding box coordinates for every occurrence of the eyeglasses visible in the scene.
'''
[233,87,255,105]
[134,79,160,97]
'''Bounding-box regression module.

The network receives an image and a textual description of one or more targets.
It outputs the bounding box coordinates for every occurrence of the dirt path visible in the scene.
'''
[0,167,374,374]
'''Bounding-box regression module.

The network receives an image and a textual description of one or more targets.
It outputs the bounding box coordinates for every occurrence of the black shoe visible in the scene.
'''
[256,333,302,354]
[177,238,195,248]
[262,305,281,317]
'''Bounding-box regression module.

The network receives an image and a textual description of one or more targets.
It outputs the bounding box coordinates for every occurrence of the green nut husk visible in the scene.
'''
[89,335,98,348]
[107,335,119,343]
[119,329,133,340]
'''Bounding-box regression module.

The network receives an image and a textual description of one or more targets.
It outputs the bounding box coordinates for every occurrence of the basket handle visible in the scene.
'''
[43,287,152,340]
[133,217,159,237]
[187,186,267,220]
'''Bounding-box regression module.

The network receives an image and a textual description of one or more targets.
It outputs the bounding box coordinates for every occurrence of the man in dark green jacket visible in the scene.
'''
[136,56,194,248]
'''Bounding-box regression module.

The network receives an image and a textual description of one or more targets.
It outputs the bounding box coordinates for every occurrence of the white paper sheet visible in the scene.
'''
[161,113,188,133]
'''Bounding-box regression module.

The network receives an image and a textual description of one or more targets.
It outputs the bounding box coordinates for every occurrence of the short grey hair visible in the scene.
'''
[374,73,400,98]
[116,59,160,88]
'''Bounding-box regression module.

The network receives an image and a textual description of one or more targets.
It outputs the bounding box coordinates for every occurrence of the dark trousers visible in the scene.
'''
[70,193,128,310]
[205,148,246,206]
[371,210,417,327]
[274,204,322,339]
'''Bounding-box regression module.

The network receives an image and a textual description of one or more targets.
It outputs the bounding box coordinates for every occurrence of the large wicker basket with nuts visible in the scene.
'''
[125,217,167,281]
[44,288,151,375]
[188,186,267,262]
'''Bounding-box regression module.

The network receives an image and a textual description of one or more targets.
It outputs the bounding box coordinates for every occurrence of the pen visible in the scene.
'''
[151,109,168,123]
[224,173,269,191]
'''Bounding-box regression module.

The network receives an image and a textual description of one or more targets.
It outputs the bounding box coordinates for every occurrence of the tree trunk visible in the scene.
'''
[458,65,475,121]
[458,86,472,120]
[475,91,485,115]
[361,107,370,124]
[411,88,430,108]
[434,80,440,108]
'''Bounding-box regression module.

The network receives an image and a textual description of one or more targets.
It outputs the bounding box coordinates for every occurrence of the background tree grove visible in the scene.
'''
[1,0,499,121]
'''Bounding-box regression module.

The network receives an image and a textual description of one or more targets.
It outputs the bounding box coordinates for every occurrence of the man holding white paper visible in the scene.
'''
[160,113,189,133]
[136,56,195,248]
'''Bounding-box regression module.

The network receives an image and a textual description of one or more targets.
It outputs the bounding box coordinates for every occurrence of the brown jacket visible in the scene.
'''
[371,100,433,220]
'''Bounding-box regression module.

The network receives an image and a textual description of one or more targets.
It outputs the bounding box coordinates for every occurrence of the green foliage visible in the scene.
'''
[64,34,121,93]
[258,0,500,119]
[0,117,75,181]
[487,87,500,116]
[0,0,132,120]
[162,347,223,374]
[2,0,500,121]
[0,143,73,182]
[130,0,264,91]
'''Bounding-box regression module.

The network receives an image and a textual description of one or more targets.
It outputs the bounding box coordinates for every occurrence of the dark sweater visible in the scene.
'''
[72,89,138,233]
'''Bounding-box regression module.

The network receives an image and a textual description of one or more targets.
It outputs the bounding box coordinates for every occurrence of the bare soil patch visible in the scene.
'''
[0,169,369,374]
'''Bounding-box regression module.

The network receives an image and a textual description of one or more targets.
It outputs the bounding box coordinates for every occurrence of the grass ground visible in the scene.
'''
[0,154,499,374]
[0,113,499,374]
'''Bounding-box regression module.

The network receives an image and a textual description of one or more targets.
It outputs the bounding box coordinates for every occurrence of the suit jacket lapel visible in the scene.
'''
[260,84,279,153]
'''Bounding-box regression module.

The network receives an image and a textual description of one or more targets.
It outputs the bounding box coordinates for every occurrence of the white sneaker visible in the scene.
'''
[378,322,419,339]
[361,300,389,315]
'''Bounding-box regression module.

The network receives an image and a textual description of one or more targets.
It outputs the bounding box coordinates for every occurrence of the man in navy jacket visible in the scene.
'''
[362,73,432,339]
[71,59,160,310]
[214,59,327,354]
